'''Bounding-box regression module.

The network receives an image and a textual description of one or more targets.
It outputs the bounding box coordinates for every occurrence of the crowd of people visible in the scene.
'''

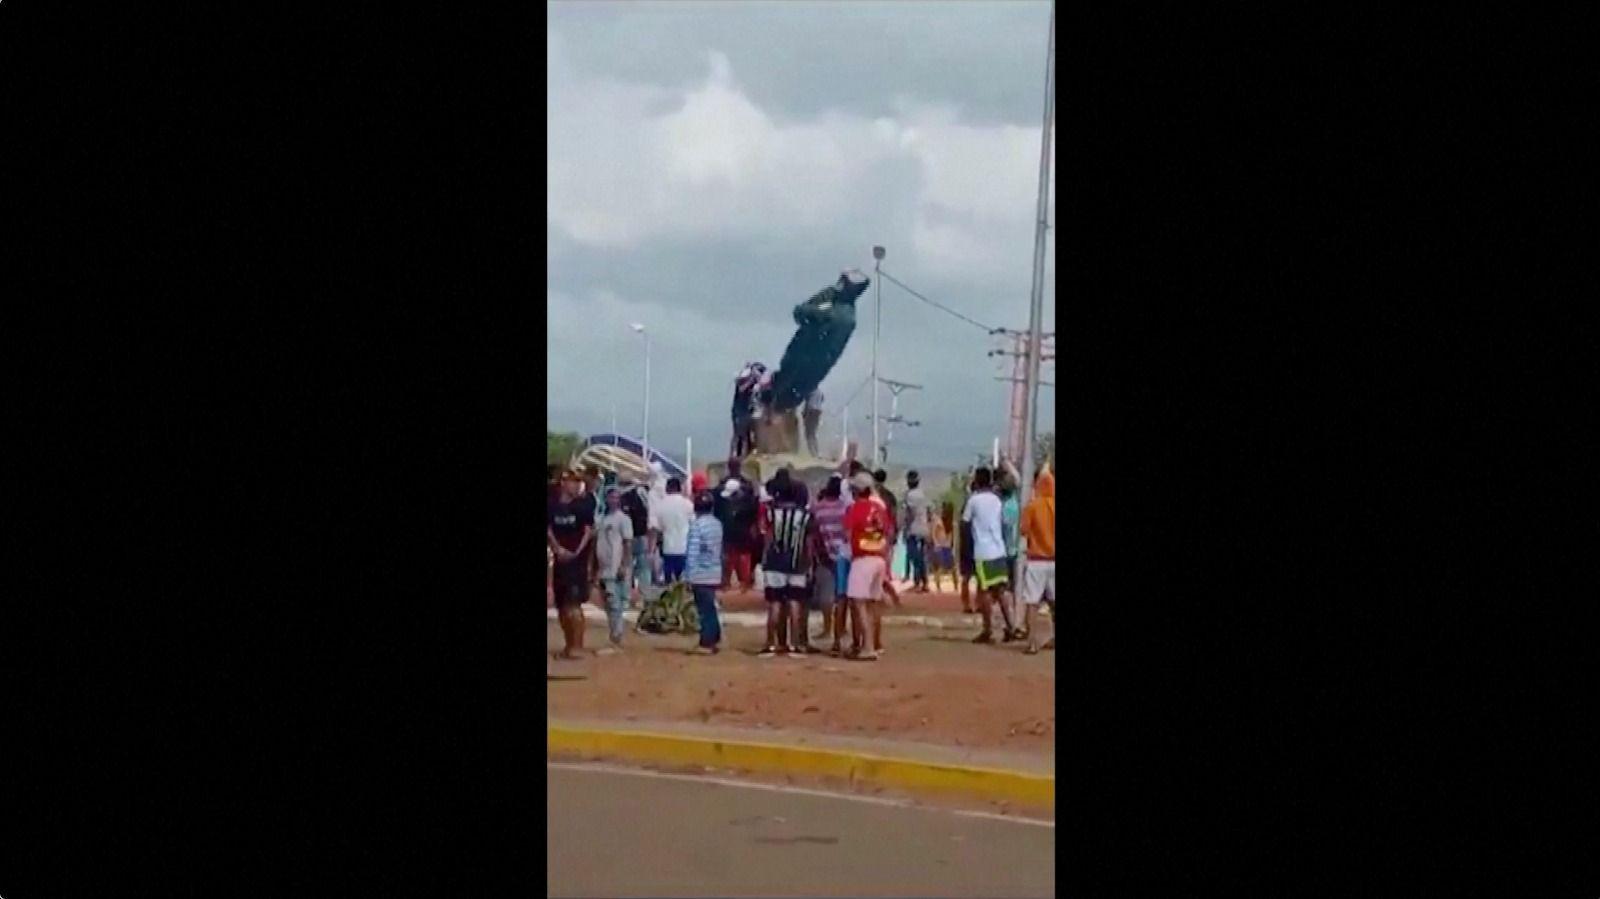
[546,451,1056,662]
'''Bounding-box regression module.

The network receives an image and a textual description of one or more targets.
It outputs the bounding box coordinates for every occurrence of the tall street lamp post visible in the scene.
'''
[630,322,651,465]
[871,244,886,464]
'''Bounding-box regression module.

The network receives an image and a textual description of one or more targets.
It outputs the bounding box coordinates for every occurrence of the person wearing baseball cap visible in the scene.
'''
[714,459,759,594]
[683,488,725,654]
[840,472,890,660]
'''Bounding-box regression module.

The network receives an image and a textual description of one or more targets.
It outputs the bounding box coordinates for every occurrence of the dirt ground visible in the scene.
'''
[550,578,1024,620]
[546,608,1056,760]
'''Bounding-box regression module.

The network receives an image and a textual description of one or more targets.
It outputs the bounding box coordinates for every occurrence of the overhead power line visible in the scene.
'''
[875,268,995,333]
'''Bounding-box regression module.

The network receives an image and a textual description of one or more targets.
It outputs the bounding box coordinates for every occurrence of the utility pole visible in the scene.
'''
[878,377,923,465]
[1018,1,1054,510]
[990,329,1056,464]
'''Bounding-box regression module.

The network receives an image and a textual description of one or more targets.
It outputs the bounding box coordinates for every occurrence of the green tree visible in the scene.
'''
[547,430,583,469]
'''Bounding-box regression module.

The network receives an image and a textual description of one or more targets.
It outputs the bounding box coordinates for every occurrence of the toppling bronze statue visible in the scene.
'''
[769,269,867,413]
[729,269,867,459]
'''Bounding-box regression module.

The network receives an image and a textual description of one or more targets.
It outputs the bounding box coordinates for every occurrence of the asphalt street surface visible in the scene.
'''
[548,763,1055,898]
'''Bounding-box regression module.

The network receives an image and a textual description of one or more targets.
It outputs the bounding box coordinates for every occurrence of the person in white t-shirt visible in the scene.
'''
[961,466,1019,643]
[650,476,696,584]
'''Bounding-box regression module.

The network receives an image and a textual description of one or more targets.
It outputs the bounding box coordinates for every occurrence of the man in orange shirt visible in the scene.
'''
[842,472,891,660]
[1018,465,1056,655]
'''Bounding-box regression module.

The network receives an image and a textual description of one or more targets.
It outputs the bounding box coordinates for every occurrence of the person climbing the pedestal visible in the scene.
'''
[803,389,824,457]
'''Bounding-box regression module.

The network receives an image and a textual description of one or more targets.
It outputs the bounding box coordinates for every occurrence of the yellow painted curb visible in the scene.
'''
[548,724,1054,811]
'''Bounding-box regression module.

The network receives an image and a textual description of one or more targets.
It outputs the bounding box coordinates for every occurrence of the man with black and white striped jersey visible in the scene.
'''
[758,469,816,657]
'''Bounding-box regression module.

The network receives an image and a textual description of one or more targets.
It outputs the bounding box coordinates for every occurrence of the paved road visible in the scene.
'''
[548,763,1055,898]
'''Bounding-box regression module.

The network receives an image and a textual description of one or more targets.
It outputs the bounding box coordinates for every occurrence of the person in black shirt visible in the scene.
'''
[715,458,759,593]
[618,475,653,606]
[548,470,595,660]
[574,466,602,585]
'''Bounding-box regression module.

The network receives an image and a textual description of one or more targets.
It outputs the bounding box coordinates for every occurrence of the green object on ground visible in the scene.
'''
[636,581,700,635]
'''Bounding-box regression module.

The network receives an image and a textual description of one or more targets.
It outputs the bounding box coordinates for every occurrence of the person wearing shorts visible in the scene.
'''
[962,466,1019,644]
[929,508,954,592]
[1019,466,1056,654]
[759,471,815,656]
[547,471,594,660]
[808,474,849,648]
[842,473,890,660]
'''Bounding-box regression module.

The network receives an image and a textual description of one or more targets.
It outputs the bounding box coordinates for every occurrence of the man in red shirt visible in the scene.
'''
[843,472,891,660]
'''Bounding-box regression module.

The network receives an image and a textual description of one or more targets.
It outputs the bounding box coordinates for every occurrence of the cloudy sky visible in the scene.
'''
[547,0,1055,469]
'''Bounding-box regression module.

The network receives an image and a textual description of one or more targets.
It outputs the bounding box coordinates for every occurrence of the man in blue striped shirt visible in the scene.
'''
[684,490,724,654]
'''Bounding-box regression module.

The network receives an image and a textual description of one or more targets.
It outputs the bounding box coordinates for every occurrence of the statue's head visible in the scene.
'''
[835,269,870,304]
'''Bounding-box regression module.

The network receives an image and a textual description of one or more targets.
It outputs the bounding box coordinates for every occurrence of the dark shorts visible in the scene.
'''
[661,553,686,582]
[551,559,589,608]
[976,558,1010,591]
[960,551,976,577]
[764,585,809,603]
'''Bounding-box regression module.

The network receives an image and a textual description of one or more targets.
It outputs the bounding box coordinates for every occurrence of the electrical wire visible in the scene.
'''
[875,268,995,333]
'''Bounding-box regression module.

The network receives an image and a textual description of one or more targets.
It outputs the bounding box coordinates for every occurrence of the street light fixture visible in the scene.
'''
[870,245,885,463]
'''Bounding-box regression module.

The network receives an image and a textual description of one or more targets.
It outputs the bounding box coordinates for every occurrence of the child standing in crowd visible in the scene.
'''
[684,489,724,655]
[929,505,953,594]
[593,487,634,654]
